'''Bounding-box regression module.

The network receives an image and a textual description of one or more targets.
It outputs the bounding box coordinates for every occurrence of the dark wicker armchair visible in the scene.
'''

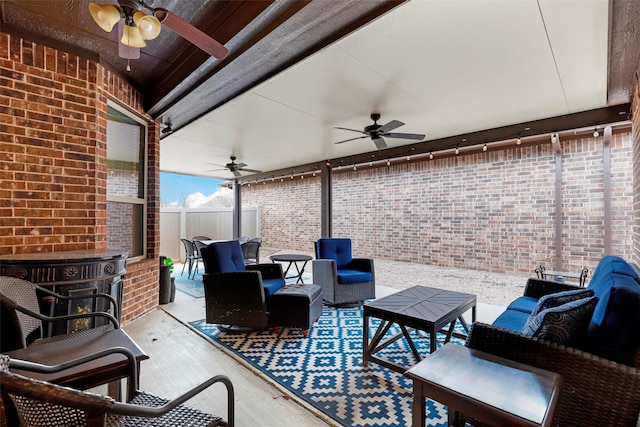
[0,347,234,426]
[201,241,285,331]
[0,276,120,352]
[458,322,640,427]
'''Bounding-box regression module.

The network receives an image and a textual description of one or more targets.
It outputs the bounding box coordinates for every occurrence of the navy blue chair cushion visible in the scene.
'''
[587,273,640,363]
[522,296,598,345]
[505,296,539,314]
[337,270,372,285]
[316,238,353,269]
[492,309,530,331]
[262,279,285,297]
[530,288,595,316]
[205,241,246,273]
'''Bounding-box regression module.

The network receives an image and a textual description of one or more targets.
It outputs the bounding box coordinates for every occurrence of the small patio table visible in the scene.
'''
[405,343,562,427]
[269,254,312,283]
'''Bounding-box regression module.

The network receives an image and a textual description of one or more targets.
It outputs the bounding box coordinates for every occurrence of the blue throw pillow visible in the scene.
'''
[522,296,598,344]
[530,289,594,316]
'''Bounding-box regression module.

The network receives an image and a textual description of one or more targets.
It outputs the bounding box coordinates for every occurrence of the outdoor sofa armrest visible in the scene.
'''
[522,278,582,299]
[464,322,640,427]
[247,263,284,281]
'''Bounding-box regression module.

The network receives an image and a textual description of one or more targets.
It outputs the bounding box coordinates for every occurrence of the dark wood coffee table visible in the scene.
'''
[363,285,476,373]
[405,343,562,427]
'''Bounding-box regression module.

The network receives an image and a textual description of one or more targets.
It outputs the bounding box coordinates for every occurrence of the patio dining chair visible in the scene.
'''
[0,276,120,352]
[241,238,261,265]
[0,347,235,426]
[180,238,201,279]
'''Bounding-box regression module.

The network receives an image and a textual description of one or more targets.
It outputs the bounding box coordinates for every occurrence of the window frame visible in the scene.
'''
[106,100,148,262]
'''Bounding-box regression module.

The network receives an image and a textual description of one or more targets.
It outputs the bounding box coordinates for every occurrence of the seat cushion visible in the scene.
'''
[530,288,594,316]
[492,309,530,331]
[337,270,372,285]
[262,278,286,297]
[317,238,353,269]
[587,273,640,363]
[505,296,539,314]
[522,296,598,345]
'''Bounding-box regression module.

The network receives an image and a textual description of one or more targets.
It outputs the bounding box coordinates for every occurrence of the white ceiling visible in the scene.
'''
[159,0,609,180]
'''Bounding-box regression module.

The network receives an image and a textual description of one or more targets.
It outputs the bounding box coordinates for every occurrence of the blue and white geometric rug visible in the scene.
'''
[190,305,465,426]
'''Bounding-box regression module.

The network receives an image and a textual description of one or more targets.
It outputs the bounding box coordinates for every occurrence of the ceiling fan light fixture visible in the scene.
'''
[121,24,147,48]
[133,11,161,40]
[89,3,121,32]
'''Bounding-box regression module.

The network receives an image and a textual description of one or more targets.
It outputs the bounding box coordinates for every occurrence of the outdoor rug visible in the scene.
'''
[174,263,312,299]
[190,305,466,427]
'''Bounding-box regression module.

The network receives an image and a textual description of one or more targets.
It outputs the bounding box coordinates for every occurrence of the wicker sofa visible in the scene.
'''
[462,323,640,426]
[492,255,640,365]
[455,256,640,426]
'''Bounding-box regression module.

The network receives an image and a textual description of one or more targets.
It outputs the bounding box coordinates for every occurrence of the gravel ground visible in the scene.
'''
[262,247,530,308]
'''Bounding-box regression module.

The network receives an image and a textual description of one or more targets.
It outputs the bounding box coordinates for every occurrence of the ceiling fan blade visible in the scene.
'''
[232,169,242,177]
[385,132,425,140]
[206,168,226,172]
[240,168,262,174]
[377,120,404,133]
[372,137,387,150]
[153,8,229,59]
[334,126,368,135]
[235,162,248,169]
[335,135,368,145]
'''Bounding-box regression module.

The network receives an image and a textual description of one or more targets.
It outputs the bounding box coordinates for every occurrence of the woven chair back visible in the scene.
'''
[0,277,44,347]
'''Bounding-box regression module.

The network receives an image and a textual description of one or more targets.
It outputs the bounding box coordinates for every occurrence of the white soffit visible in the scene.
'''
[161,0,610,179]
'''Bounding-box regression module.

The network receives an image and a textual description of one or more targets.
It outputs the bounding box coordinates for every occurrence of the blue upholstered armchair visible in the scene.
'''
[312,238,375,306]
[201,240,285,331]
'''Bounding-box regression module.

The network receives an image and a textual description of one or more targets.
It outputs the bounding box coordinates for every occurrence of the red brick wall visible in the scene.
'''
[0,33,159,324]
[243,131,635,276]
[242,177,322,250]
[632,79,640,265]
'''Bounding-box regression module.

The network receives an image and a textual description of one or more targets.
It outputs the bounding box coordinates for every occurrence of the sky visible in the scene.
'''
[160,172,224,206]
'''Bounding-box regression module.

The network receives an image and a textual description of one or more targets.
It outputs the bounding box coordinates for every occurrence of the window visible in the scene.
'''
[106,104,147,258]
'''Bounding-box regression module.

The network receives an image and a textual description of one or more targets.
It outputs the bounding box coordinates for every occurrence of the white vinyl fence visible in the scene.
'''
[159,206,260,262]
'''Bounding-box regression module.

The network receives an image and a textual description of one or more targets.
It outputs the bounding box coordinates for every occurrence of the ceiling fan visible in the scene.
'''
[88,0,229,66]
[208,156,262,177]
[334,113,425,150]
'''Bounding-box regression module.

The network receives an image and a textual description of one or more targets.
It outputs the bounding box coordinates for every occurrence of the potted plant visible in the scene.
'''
[159,256,175,304]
